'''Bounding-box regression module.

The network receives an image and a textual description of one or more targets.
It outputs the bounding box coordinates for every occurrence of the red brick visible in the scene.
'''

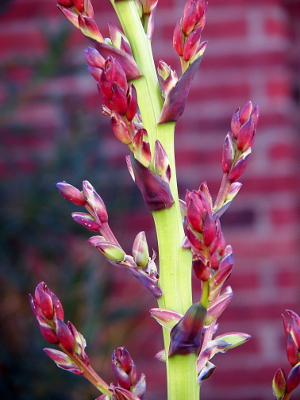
[270,207,299,226]
[268,142,296,161]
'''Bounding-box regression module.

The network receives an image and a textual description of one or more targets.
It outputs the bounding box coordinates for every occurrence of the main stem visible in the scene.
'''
[111,2,199,399]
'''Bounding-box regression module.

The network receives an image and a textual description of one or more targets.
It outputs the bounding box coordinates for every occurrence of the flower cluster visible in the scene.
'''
[273,310,300,399]
[56,180,162,298]
[173,0,208,73]
[31,282,145,399]
[150,297,250,382]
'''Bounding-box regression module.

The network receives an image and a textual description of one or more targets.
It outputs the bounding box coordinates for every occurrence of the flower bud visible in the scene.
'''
[82,181,108,223]
[150,308,182,330]
[78,15,103,43]
[169,303,207,357]
[286,363,300,393]
[153,140,171,183]
[132,231,149,268]
[222,133,235,173]
[110,113,132,145]
[84,46,105,69]
[56,318,75,353]
[183,25,203,61]
[95,241,126,262]
[228,152,251,182]
[126,84,137,121]
[72,212,102,231]
[173,19,184,57]
[272,368,286,399]
[193,257,211,281]
[44,348,83,375]
[237,118,255,151]
[202,212,216,247]
[56,182,86,206]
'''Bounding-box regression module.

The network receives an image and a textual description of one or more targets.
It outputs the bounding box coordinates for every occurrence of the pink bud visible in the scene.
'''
[56,319,75,353]
[193,257,211,281]
[173,19,184,56]
[231,108,241,138]
[239,100,253,124]
[78,15,103,43]
[56,182,86,206]
[206,288,233,324]
[237,118,255,151]
[82,181,108,223]
[183,25,203,61]
[186,192,204,232]
[157,60,178,98]
[35,285,54,320]
[202,212,216,246]
[182,1,198,36]
[126,84,137,121]
[111,83,128,115]
[84,46,105,69]
[71,212,101,231]
[110,114,132,145]
[36,316,59,344]
[154,140,171,183]
[222,133,235,173]
[150,308,182,330]
[44,348,83,375]
[228,152,251,182]
[132,231,149,268]
[58,0,73,6]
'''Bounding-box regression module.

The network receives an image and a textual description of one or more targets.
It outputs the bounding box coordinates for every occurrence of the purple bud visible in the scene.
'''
[56,182,86,206]
[286,333,299,366]
[112,347,137,391]
[130,154,174,211]
[84,46,105,69]
[169,303,206,357]
[132,373,146,399]
[286,363,300,394]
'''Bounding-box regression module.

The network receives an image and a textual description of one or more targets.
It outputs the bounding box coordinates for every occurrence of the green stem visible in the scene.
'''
[111,1,199,399]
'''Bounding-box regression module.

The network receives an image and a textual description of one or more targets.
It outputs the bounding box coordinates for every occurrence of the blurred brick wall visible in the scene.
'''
[1,0,300,400]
